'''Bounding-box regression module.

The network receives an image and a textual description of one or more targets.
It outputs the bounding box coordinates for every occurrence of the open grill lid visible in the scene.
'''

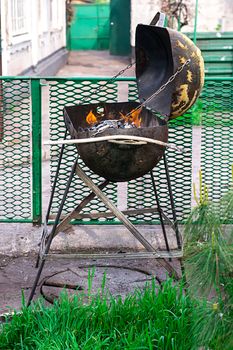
[135,24,205,119]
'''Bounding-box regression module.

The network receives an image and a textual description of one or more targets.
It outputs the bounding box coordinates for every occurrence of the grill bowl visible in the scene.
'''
[64,102,168,182]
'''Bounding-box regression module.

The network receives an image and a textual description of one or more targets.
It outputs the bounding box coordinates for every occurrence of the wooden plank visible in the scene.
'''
[44,250,183,260]
[49,207,158,221]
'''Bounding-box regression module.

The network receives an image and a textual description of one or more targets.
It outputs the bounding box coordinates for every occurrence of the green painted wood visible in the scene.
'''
[69,4,110,50]
[186,32,233,77]
[109,0,131,56]
[188,32,233,39]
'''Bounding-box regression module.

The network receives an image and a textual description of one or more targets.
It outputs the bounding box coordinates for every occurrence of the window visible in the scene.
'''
[11,0,29,36]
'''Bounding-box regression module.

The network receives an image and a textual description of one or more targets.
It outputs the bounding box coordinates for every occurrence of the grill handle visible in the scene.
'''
[44,135,189,153]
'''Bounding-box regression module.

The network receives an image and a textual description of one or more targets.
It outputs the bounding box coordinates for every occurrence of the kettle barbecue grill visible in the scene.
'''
[27,16,204,305]
[63,101,168,182]
[62,23,204,182]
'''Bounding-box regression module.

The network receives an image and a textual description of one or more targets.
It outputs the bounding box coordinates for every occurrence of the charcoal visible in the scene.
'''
[84,118,138,135]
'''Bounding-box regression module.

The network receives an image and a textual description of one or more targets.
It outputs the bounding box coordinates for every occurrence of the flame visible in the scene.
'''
[85,107,142,128]
[86,110,97,125]
[120,107,142,128]
[129,107,142,127]
[119,112,127,122]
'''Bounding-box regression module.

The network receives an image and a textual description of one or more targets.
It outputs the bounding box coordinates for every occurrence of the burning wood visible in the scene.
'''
[84,107,142,134]
[120,107,142,128]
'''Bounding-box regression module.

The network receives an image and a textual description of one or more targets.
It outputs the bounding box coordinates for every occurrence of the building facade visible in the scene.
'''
[1,0,67,76]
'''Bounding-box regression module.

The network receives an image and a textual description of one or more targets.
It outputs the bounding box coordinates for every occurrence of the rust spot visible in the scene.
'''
[187,70,193,82]
[176,40,188,50]
[179,56,187,64]
[172,84,192,117]
[172,84,189,109]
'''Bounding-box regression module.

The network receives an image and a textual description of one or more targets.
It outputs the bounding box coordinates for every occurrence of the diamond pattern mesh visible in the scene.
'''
[0,79,31,221]
[48,78,192,223]
[1,77,232,223]
[127,82,192,223]
[201,80,233,200]
[48,79,118,220]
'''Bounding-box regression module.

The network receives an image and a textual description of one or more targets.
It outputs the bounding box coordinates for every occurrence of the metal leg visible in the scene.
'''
[150,170,170,253]
[75,163,178,278]
[163,154,182,249]
[36,130,68,268]
[53,179,109,236]
[45,130,68,223]
[27,158,78,306]
[30,153,182,307]
[163,155,186,280]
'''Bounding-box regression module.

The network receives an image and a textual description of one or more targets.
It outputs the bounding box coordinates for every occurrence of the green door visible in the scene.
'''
[109,0,131,55]
[68,4,110,50]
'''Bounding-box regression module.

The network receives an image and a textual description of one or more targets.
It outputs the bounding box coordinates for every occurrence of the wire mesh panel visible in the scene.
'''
[47,78,193,224]
[127,82,192,223]
[48,79,119,221]
[0,79,31,221]
[201,80,233,200]
[1,76,232,224]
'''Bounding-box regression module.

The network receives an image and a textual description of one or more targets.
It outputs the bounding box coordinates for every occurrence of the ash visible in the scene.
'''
[79,119,137,135]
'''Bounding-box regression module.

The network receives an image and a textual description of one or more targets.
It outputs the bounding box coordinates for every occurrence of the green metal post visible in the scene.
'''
[193,0,198,44]
[31,79,42,225]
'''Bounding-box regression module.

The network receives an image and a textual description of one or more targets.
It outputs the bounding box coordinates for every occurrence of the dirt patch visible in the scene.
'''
[0,253,181,314]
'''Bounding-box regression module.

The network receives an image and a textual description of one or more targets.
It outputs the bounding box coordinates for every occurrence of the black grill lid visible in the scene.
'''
[135,24,205,119]
[135,24,174,117]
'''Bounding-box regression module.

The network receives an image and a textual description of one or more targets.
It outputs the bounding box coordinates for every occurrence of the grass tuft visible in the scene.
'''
[0,278,195,350]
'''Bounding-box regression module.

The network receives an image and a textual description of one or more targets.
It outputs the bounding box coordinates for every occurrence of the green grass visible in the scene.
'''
[0,279,196,350]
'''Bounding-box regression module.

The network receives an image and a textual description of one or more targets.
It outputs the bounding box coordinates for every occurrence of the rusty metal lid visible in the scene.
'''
[135,24,205,119]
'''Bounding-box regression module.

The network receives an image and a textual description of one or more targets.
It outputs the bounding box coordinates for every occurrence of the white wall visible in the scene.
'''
[1,0,66,75]
[130,0,233,46]
[187,0,233,32]
[131,0,160,46]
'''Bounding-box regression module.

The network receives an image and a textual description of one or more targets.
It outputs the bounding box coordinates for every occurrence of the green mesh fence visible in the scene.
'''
[0,77,232,223]
[200,80,233,200]
[48,79,119,221]
[0,79,31,221]
[127,82,192,223]
[47,78,192,224]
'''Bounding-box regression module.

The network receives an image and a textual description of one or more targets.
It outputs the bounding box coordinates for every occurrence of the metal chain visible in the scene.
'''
[111,61,136,81]
[79,56,191,120]
[79,61,136,104]
[92,58,191,137]
[123,58,191,118]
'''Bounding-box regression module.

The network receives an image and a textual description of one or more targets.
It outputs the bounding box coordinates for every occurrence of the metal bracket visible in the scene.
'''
[150,12,166,27]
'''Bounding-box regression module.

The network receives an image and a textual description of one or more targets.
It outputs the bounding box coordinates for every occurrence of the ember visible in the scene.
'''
[85,107,142,134]
[79,119,138,134]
